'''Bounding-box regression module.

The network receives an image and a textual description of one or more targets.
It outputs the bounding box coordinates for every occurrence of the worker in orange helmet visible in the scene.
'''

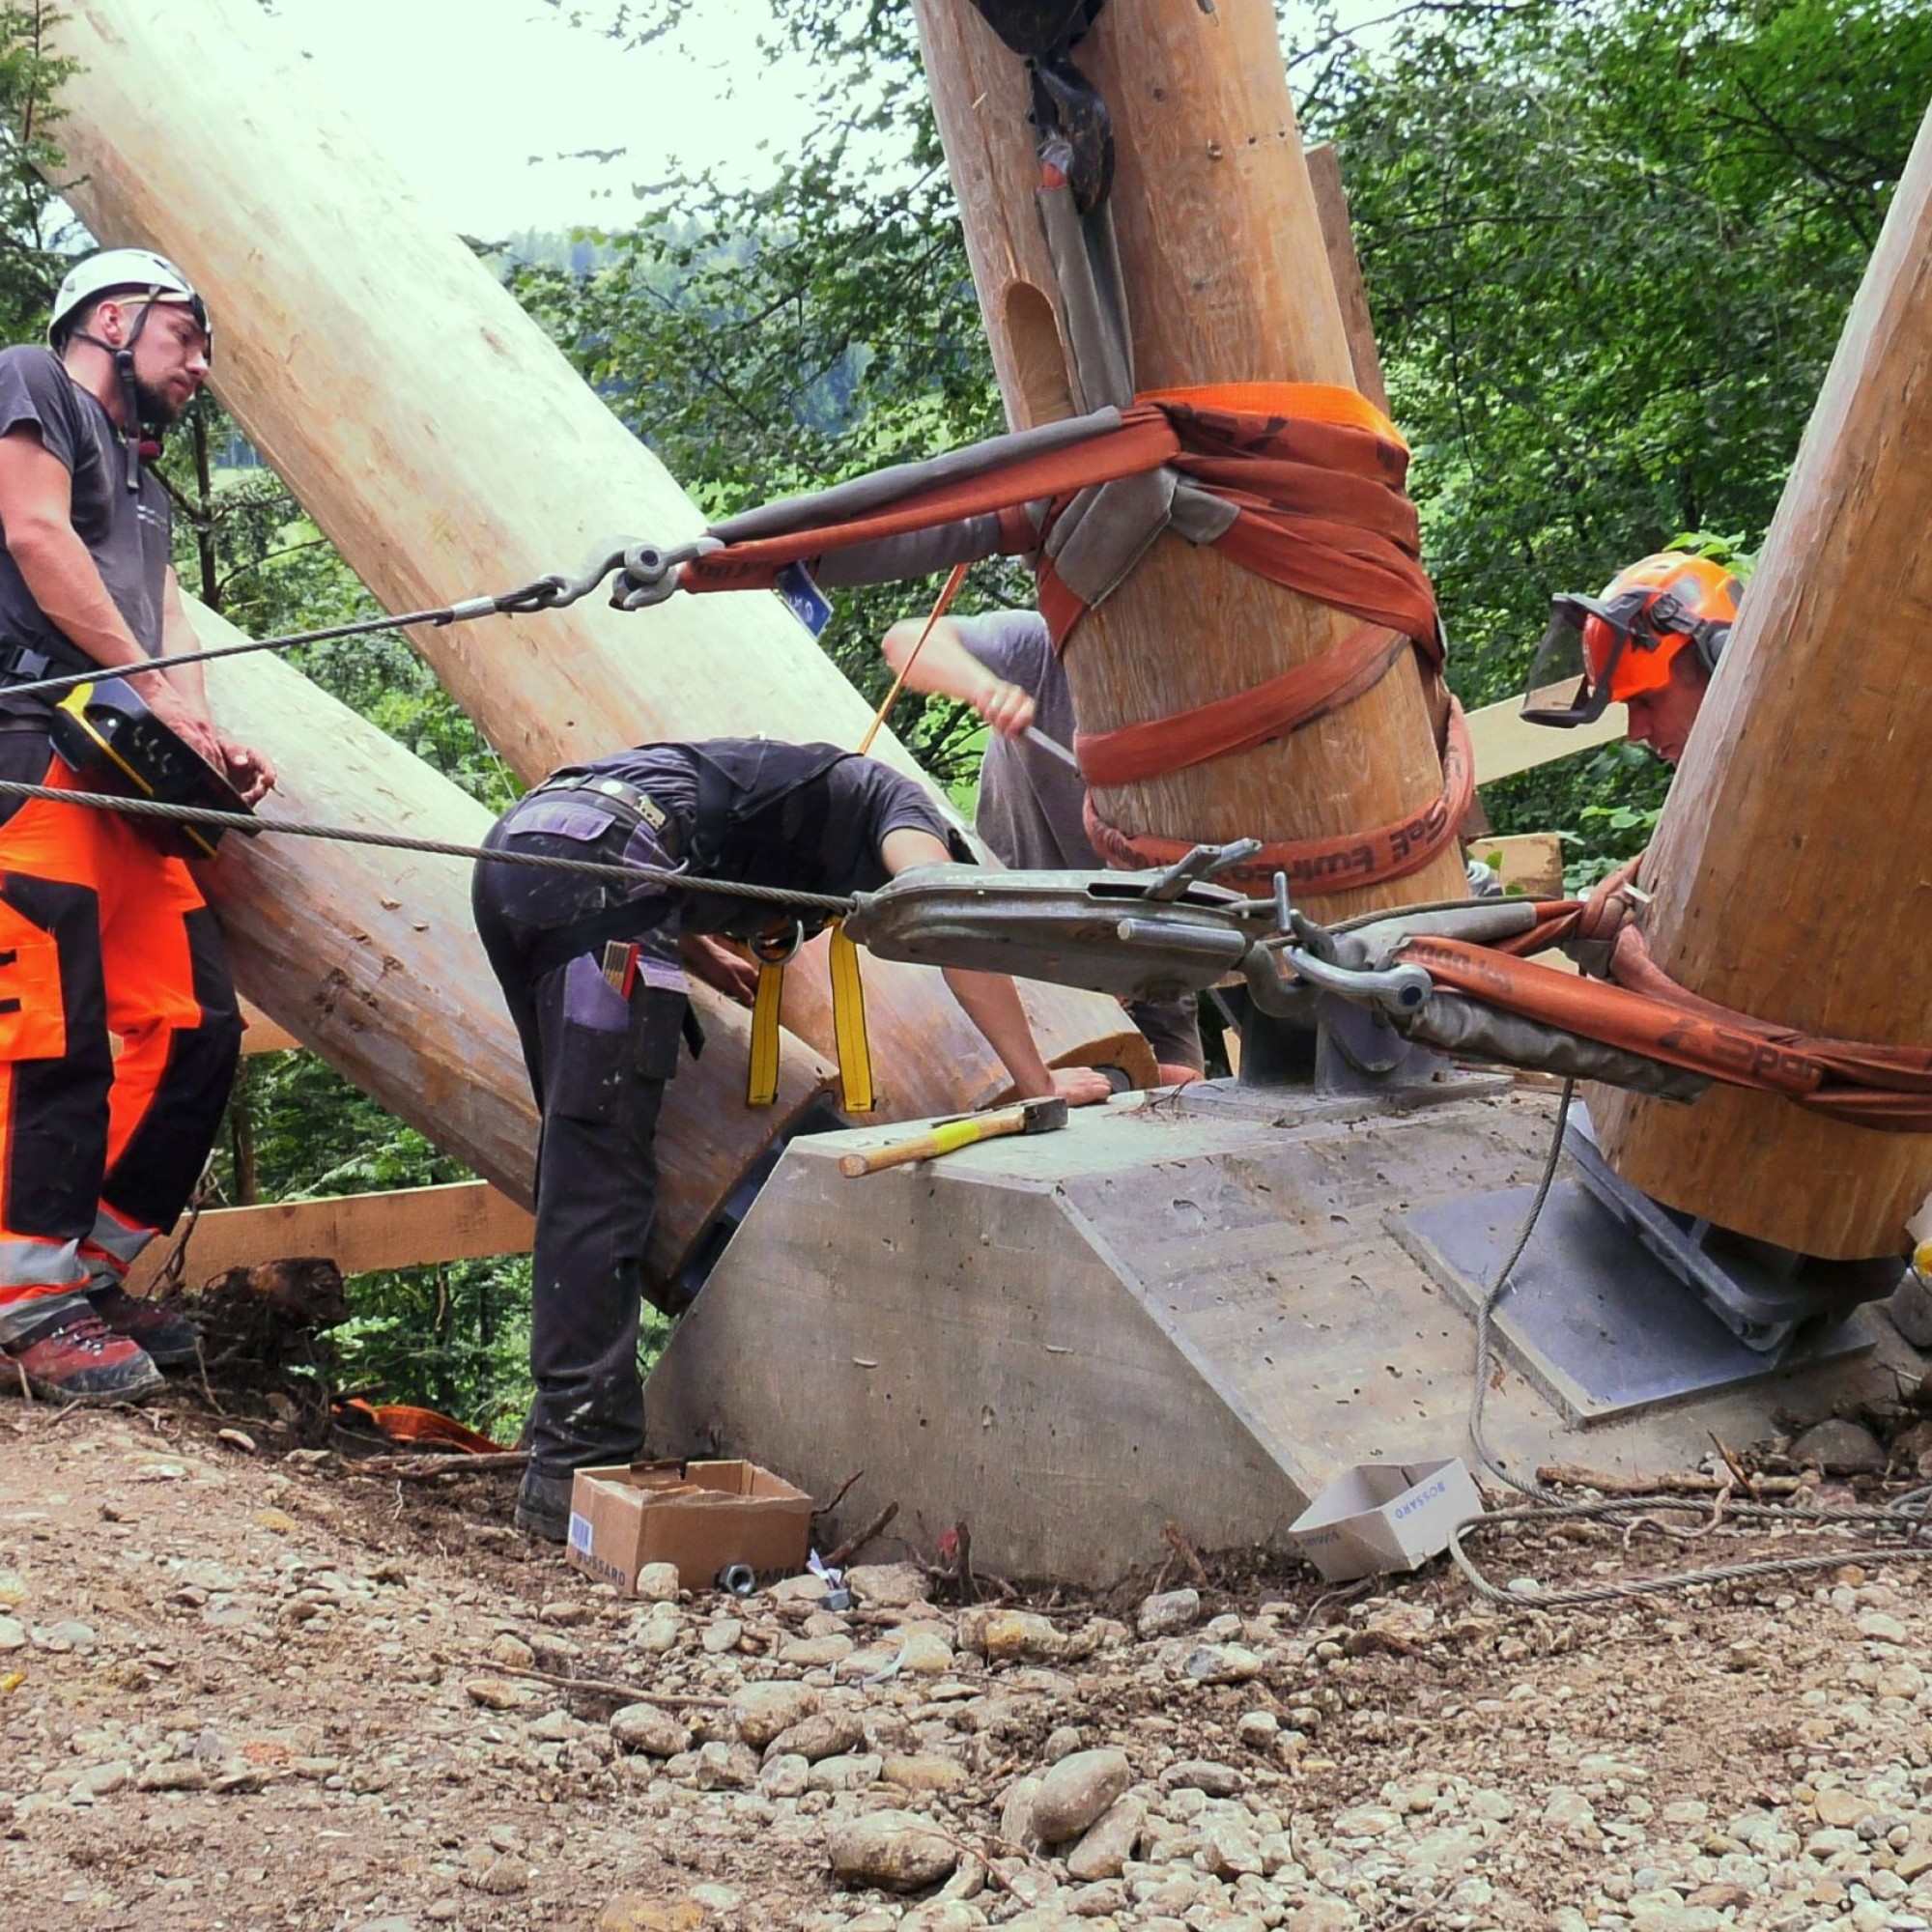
[1520,552,1741,767]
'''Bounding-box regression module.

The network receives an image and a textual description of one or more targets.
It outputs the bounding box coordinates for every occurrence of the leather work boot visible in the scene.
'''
[86,1284,204,1369]
[514,1463,577,1545]
[2,1311,165,1404]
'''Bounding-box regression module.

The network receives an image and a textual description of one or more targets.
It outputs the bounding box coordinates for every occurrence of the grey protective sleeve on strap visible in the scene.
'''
[707,408,1122,547]
[810,515,1010,589]
[1403,992,1710,1101]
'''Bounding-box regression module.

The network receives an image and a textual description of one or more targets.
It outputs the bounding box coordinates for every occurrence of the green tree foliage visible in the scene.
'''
[0,2,75,337]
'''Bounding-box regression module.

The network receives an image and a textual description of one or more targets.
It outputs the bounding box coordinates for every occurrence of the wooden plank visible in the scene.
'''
[913,0,1468,916]
[128,1180,534,1294]
[1305,144,1389,413]
[1466,692,1627,784]
[1468,832,1565,899]
[1592,99,1932,1258]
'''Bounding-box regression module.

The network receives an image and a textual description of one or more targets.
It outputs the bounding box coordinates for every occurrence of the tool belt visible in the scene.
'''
[524,769,682,848]
[516,776,682,965]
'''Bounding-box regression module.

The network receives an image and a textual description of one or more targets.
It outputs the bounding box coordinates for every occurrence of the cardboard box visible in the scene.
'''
[1286,1458,1486,1582]
[566,1459,813,1594]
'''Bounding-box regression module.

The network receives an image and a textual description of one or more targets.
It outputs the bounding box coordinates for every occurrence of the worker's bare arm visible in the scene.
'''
[880,826,1110,1106]
[0,428,226,769]
[881,615,1036,739]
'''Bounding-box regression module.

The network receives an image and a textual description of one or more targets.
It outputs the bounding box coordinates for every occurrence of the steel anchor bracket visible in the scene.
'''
[1562,1108,1903,1355]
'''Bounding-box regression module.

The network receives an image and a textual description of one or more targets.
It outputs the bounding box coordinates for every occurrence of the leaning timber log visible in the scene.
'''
[1590,98,1932,1260]
[194,602,835,1285]
[45,0,1151,1132]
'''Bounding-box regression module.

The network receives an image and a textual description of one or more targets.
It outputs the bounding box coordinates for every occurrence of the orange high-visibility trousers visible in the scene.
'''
[0,743,241,1342]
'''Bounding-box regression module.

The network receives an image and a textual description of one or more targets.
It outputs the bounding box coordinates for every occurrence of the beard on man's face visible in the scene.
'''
[131,375,185,429]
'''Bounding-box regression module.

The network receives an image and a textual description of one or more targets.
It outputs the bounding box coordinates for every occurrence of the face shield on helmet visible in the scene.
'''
[1520,554,1739,729]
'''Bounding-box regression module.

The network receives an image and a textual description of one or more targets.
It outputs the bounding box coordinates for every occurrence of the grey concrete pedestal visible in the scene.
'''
[645,1084,1915,1586]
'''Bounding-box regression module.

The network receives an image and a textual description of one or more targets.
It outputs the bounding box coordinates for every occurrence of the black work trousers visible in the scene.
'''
[472,786,690,1476]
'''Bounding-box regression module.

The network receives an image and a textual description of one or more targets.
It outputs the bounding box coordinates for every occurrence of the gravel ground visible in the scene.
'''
[4,1396,1932,1931]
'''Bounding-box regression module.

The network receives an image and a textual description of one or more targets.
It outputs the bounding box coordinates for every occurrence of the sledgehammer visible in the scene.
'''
[838,1095,1068,1178]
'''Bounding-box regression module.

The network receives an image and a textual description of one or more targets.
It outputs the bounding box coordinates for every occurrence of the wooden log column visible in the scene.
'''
[195,604,836,1286]
[47,0,1147,1122]
[1591,102,1932,1259]
[911,0,1467,917]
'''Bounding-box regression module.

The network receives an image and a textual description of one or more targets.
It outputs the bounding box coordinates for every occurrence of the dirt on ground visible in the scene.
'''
[5,1380,1932,1932]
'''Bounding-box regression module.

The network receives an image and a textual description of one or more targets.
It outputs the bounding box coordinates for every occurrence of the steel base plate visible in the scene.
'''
[1396,1181,1876,1425]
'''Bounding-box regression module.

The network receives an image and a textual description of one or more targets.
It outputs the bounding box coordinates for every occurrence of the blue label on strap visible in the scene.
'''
[776,562,833,639]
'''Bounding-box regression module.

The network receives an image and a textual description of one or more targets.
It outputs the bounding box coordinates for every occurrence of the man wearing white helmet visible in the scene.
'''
[0,247,274,1403]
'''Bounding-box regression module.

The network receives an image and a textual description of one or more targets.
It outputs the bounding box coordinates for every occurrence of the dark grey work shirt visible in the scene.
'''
[0,346,171,723]
[578,740,956,940]
[952,611,1206,1072]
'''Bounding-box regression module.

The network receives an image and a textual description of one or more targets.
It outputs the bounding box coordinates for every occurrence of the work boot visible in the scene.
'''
[2,1310,164,1404]
[86,1284,203,1369]
[514,1463,577,1545]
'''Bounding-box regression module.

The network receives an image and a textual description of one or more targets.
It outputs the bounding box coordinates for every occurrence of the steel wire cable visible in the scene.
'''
[0,778,858,917]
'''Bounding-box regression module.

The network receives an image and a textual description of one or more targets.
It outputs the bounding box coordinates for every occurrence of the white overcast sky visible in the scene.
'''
[267,0,874,235]
[266,0,1345,238]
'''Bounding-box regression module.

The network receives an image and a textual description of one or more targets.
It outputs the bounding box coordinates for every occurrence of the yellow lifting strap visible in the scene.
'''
[744,921,875,1113]
[747,956,786,1109]
[829,921,874,1114]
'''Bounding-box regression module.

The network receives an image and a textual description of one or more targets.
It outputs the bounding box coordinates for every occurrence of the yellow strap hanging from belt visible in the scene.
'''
[744,564,955,1112]
[829,921,874,1114]
[747,958,785,1107]
[745,924,875,1113]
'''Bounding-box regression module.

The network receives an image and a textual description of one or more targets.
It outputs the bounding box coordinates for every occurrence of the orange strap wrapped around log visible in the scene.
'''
[1033,384,1439,651]
[673,381,1456,896]
[1086,697,1475,894]
[1073,623,1407,787]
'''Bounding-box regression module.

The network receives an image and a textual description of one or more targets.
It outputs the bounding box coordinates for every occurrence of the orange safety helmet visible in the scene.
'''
[1521,552,1740,727]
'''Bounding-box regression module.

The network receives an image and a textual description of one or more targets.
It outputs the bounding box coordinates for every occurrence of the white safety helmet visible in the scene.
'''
[47,247,212,355]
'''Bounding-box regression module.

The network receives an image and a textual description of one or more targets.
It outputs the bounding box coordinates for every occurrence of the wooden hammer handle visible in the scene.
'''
[838,1105,1028,1178]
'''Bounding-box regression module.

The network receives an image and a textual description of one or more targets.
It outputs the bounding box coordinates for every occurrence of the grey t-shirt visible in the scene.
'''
[952,610,1100,871]
[952,611,1205,1072]
[0,345,171,722]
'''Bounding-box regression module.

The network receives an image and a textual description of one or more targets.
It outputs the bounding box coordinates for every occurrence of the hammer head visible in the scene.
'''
[1016,1095,1068,1134]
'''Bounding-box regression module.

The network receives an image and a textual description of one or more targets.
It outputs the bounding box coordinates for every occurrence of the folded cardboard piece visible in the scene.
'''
[1286,1458,1486,1583]
[566,1458,813,1595]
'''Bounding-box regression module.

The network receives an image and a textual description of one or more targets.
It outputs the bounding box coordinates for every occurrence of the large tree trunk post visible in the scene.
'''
[1590,101,1932,1259]
[46,0,1148,1124]
[911,0,1467,917]
[195,604,836,1285]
